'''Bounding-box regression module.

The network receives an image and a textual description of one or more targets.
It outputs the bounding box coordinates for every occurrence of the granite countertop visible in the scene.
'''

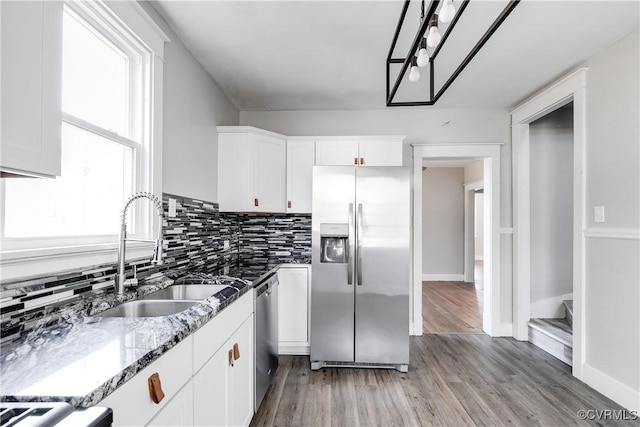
[0,273,252,407]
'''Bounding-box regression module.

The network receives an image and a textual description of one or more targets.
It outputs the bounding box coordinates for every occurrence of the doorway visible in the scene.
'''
[421,162,484,334]
[511,67,586,377]
[412,143,502,337]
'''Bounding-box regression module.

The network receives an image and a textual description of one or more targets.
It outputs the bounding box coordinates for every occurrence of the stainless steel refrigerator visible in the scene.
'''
[310,166,411,372]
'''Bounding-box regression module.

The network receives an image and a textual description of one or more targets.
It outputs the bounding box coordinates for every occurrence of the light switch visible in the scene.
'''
[168,198,177,217]
[594,206,605,223]
[223,240,230,250]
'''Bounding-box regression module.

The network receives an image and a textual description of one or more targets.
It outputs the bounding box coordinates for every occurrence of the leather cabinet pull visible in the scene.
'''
[254,198,259,207]
[148,373,165,404]
[228,349,235,367]
[353,157,358,165]
[360,157,364,165]
[233,343,240,360]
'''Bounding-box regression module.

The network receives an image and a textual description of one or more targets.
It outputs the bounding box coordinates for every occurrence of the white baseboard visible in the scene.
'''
[278,344,310,355]
[582,363,640,412]
[422,274,464,282]
[501,323,514,338]
[531,292,573,318]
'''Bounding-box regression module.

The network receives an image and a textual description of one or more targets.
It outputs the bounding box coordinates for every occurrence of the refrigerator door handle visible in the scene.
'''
[357,203,363,286]
[348,203,354,285]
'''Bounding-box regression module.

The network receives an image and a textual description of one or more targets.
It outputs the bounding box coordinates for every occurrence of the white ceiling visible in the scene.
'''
[151,0,639,111]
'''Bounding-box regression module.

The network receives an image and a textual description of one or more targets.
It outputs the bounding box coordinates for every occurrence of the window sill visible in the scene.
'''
[0,242,154,283]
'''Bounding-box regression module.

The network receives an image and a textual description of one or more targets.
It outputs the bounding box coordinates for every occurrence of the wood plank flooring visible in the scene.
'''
[423,261,484,334]
[423,281,483,334]
[252,334,637,426]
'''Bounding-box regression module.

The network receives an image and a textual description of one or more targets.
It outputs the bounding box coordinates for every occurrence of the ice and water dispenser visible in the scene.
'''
[320,223,349,263]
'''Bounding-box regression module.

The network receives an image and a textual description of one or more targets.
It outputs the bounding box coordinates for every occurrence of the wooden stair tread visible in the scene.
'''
[528,318,573,347]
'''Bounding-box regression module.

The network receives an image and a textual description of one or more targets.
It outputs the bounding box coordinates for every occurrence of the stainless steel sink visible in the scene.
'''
[141,284,229,301]
[94,300,197,318]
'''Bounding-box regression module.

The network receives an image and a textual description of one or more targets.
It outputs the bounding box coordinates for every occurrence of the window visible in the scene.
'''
[1,1,166,261]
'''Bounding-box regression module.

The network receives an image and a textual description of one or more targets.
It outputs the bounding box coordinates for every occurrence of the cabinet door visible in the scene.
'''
[228,315,255,427]
[1,1,62,177]
[315,140,359,166]
[193,346,229,427]
[147,380,194,427]
[251,134,286,212]
[218,132,251,212]
[277,267,309,353]
[99,337,193,427]
[358,140,403,166]
[286,140,314,213]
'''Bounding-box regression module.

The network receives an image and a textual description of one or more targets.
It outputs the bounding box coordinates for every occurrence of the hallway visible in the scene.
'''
[422,261,484,334]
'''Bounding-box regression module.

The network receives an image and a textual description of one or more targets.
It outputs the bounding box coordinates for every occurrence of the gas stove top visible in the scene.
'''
[0,402,111,427]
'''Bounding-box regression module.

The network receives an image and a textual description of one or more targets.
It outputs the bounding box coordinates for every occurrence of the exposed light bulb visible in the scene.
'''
[409,65,420,83]
[439,0,455,24]
[426,25,441,48]
[417,46,429,67]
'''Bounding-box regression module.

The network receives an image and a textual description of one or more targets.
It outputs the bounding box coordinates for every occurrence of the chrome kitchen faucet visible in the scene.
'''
[116,192,164,295]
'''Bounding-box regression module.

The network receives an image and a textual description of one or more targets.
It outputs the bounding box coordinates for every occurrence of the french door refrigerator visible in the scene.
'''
[310,166,411,372]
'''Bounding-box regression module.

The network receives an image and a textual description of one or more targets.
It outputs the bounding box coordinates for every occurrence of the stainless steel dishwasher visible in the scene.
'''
[254,271,279,412]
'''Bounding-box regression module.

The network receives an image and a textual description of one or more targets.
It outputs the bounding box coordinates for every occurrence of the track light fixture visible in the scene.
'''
[386,0,521,106]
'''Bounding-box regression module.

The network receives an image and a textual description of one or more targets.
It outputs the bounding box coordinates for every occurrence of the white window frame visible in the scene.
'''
[0,0,168,281]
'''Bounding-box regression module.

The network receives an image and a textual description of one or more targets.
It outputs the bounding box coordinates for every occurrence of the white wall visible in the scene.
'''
[582,30,639,404]
[465,160,484,183]
[141,3,240,203]
[529,105,574,318]
[422,168,465,279]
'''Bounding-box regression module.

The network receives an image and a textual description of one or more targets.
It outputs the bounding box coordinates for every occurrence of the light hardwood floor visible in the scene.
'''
[252,334,636,426]
[422,262,484,334]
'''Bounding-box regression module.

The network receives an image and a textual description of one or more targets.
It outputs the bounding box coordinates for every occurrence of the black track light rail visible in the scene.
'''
[386,0,520,107]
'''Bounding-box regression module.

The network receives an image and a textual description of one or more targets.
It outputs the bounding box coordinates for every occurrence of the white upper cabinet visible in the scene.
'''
[315,137,404,167]
[314,139,358,166]
[218,127,286,213]
[286,140,314,213]
[1,1,63,177]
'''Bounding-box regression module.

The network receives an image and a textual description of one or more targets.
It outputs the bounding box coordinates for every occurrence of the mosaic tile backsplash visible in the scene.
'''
[0,193,311,345]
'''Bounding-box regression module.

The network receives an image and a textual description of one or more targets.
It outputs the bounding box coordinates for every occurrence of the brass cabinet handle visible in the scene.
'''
[228,349,235,367]
[254,198,259,207]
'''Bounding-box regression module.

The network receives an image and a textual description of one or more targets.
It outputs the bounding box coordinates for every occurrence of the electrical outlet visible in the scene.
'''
[168,198,177,217]
[223,240,230,250]
[594,206,605,223]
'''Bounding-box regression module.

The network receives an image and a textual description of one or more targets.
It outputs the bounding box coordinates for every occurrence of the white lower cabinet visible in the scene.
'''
[99,336,194,427]
[148,380,194,427]
[193,315,254,427]
[99,291,255,427]
[277,265,311,355]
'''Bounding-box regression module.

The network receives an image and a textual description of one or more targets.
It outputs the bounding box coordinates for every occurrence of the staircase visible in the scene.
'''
[528,300,573,365]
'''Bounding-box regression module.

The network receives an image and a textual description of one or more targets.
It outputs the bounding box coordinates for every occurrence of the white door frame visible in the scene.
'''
[412,143,502,336]
[511,67,587,379]
[464,180,483,283]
